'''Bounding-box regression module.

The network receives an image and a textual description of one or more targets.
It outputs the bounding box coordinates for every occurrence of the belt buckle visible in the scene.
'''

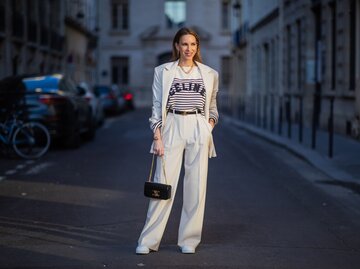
[181,111,187,116]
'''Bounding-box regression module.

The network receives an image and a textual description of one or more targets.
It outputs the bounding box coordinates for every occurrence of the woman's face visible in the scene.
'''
[175,34,198,62]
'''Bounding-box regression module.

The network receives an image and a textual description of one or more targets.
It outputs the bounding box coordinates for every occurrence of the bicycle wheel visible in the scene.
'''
[12,122,51,159]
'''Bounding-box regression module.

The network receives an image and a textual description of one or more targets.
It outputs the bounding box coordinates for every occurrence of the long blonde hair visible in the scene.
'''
[171,27,202,63]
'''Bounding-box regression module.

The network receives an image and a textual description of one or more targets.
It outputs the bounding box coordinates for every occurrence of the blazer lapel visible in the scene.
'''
[161,60,178,122]
[196,61,212,96]
[196,61,213,120]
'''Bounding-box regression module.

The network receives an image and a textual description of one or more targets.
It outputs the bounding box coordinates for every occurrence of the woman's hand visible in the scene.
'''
[153,128,164,156]
[153,139,164,156]
[209,118,215,129]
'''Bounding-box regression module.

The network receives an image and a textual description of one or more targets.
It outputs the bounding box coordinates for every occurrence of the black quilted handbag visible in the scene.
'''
[144,154,171,200]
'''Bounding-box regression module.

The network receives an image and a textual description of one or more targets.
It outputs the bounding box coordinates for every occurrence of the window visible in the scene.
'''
[27,1,36,21]
[329,1,337,90]
[349,0,356,90]
[286,25,292,90]
[111,57,129,85]
[271,39,277,90]
[165,0,186,29]
[221,0,231,30]
[64,78,78,95]
[0,41,4,78]
[112,0,129,31]
[296,19,303,91]
[263,43,269,91]
[221,56,231,88]
[274,37,279,91]
[12,0,23,13]
[38,2,46,25]
[256,46,262,91]
[12,0,24,37]
[50,0,61,30]
[357,0,360,89]
[0,1,5,32]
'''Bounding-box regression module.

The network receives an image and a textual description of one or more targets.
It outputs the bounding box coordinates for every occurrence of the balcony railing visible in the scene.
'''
[12,12,24,38]
[27,19,37,43]
[0,5,5,33]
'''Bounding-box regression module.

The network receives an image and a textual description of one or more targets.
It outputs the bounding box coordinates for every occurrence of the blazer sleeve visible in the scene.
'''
[209,71,219,124]
[149,67,163,132]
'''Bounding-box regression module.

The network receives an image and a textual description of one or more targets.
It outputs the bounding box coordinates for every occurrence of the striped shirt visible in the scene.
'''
[151,66,217,132]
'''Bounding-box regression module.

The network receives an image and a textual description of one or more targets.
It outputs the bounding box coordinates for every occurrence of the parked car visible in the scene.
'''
[0,74,96,148]
[93,84,123,115]
[121,88,135,111]
[78,82,105,127]
[93,84,135,115]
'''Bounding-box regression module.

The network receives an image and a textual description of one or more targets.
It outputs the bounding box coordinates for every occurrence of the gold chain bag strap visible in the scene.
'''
[144,154,172,200]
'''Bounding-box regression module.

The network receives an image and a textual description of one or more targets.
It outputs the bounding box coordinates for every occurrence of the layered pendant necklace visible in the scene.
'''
[179,64,194,74]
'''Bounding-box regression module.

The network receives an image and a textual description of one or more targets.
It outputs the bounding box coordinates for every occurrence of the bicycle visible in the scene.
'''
[0,111,51,159]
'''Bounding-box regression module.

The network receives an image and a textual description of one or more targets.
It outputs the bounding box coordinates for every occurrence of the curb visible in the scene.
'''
[222,115,357,183]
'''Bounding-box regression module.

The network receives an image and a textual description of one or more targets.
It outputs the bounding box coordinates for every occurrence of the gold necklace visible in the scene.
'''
[179,64,194,74]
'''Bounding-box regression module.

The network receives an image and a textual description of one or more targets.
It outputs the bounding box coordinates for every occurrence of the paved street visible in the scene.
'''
[0,108,360,269]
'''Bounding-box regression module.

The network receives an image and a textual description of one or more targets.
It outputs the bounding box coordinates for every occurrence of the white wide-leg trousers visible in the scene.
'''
[138,113,212,251]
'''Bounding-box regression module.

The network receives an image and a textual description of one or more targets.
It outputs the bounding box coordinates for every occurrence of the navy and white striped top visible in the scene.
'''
[152,66,217,132]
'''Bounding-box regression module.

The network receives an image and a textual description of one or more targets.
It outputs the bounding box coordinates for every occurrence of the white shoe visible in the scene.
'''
[181,246,195,254]
[136,245,150,255]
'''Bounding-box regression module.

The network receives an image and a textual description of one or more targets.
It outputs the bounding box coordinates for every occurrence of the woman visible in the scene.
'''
[136,27,219,254]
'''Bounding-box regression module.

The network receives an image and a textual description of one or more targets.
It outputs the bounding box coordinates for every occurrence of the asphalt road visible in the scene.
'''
[0,108,359,269]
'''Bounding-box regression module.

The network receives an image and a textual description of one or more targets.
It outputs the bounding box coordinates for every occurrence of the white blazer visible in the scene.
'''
[149,60,219,158]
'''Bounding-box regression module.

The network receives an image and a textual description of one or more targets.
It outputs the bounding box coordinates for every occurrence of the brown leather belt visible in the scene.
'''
[168,109,201,115]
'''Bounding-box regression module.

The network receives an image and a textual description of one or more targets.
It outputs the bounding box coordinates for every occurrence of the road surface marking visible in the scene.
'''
[25,162,53,175]
[16,164,26,170]
[5,170,17,175]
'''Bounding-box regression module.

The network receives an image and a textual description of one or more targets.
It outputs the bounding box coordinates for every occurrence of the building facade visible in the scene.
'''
[65,0,99,85]
[230,0,360,138]
[97,0,232,106]
[0,0,64,79]
[0,0,98,86]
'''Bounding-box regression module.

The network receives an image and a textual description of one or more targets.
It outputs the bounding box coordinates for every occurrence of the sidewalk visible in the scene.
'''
[223,115,360,184]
